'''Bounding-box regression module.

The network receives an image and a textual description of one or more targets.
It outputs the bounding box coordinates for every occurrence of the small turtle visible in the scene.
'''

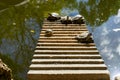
[45,29,53,37]
[60,16,72,24]
[72,15,82,20]
[75,32,93,43]
[72,14,85,24]
[47,12,61,21]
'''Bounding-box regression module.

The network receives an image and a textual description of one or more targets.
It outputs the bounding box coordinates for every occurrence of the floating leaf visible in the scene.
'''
[30,30,35,33]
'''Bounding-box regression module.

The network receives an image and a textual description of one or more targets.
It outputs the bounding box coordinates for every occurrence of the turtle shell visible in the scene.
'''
[47,12,60,21]
[45,29,53,37]
[51,13,59,17]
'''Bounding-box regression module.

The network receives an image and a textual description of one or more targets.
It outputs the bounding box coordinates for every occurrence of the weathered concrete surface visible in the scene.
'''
[28,70,110,80]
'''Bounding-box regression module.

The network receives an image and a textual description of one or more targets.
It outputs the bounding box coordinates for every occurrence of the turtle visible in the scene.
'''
[45,29,53,37]
[60,16,72,24]
[72,14,85,24]
[75,32,93,43]
[47,12,61,21]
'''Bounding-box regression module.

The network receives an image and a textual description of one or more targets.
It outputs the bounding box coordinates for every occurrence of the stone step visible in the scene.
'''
[43,21,85,25]
[40,31,87,34]
[39,36,92,39]
[43,21,86,24]
[39,37,78,40]
[43,24,85,26]
[36,46,97,50]
[28,20,110,80]
[43,22,61,24]
[37,43,95,46]
[28,70,110,80]
[40,34,82,37]
[43,20,86,24]
[38,39,78,43]
[42,29,87,31]
[29,64,107,70]
[31,59,104,64]
[42,26,87,29]
[43,23,85,25]
[34,50,99,54]
[33,54,101,59]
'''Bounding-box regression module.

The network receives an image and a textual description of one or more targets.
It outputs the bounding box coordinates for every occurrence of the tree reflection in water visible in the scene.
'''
[77,0,120,80]
[0,0,120,80]
[0,0,70,80]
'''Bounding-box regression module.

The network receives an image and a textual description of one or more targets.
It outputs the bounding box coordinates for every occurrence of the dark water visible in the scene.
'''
[0,0,24,10]
[0,0,120,80]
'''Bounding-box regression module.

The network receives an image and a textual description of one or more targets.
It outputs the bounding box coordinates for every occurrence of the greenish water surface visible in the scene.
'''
[0,0,120,80]
[0,0,24,10]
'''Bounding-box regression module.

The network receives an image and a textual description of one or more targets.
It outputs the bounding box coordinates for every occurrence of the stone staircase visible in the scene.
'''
[27,21,110,80]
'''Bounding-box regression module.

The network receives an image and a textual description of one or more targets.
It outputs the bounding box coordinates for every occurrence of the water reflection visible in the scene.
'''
[91,9,120,80]
[78,0,120,27]
[0,0,120,80]
[0,0,73,80]
[0,3,42,80]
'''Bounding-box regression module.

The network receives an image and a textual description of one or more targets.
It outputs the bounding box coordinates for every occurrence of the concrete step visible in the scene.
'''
[29,64,107,70]
[31,59,104,64]
[33,54,101,59]
[28,70,110,80]
[39,37,78,40]
[38,39,78,43]
[43,23,85,25]
[34,50,99,54]
[42,29,87,31]
[43,21,86,25]
[40,34,82,37]
[40,31,87,34]
[43,21,86,24]
[42,26,87,29]
[43,21,85,24]
[36,46,97,50]
[43,22,61,24]
[37,43,95,46]
[43,24,85,26]
[28,21,110,80]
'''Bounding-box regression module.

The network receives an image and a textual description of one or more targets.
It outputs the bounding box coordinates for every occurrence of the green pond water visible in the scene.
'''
[0,0,120,80]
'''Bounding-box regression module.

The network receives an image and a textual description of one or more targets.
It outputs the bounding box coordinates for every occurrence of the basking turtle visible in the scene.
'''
[75,32,93,43]
[47,12,61,21]
[60,16,72,24]
[72,14,85,24]
[45,29,53,37]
